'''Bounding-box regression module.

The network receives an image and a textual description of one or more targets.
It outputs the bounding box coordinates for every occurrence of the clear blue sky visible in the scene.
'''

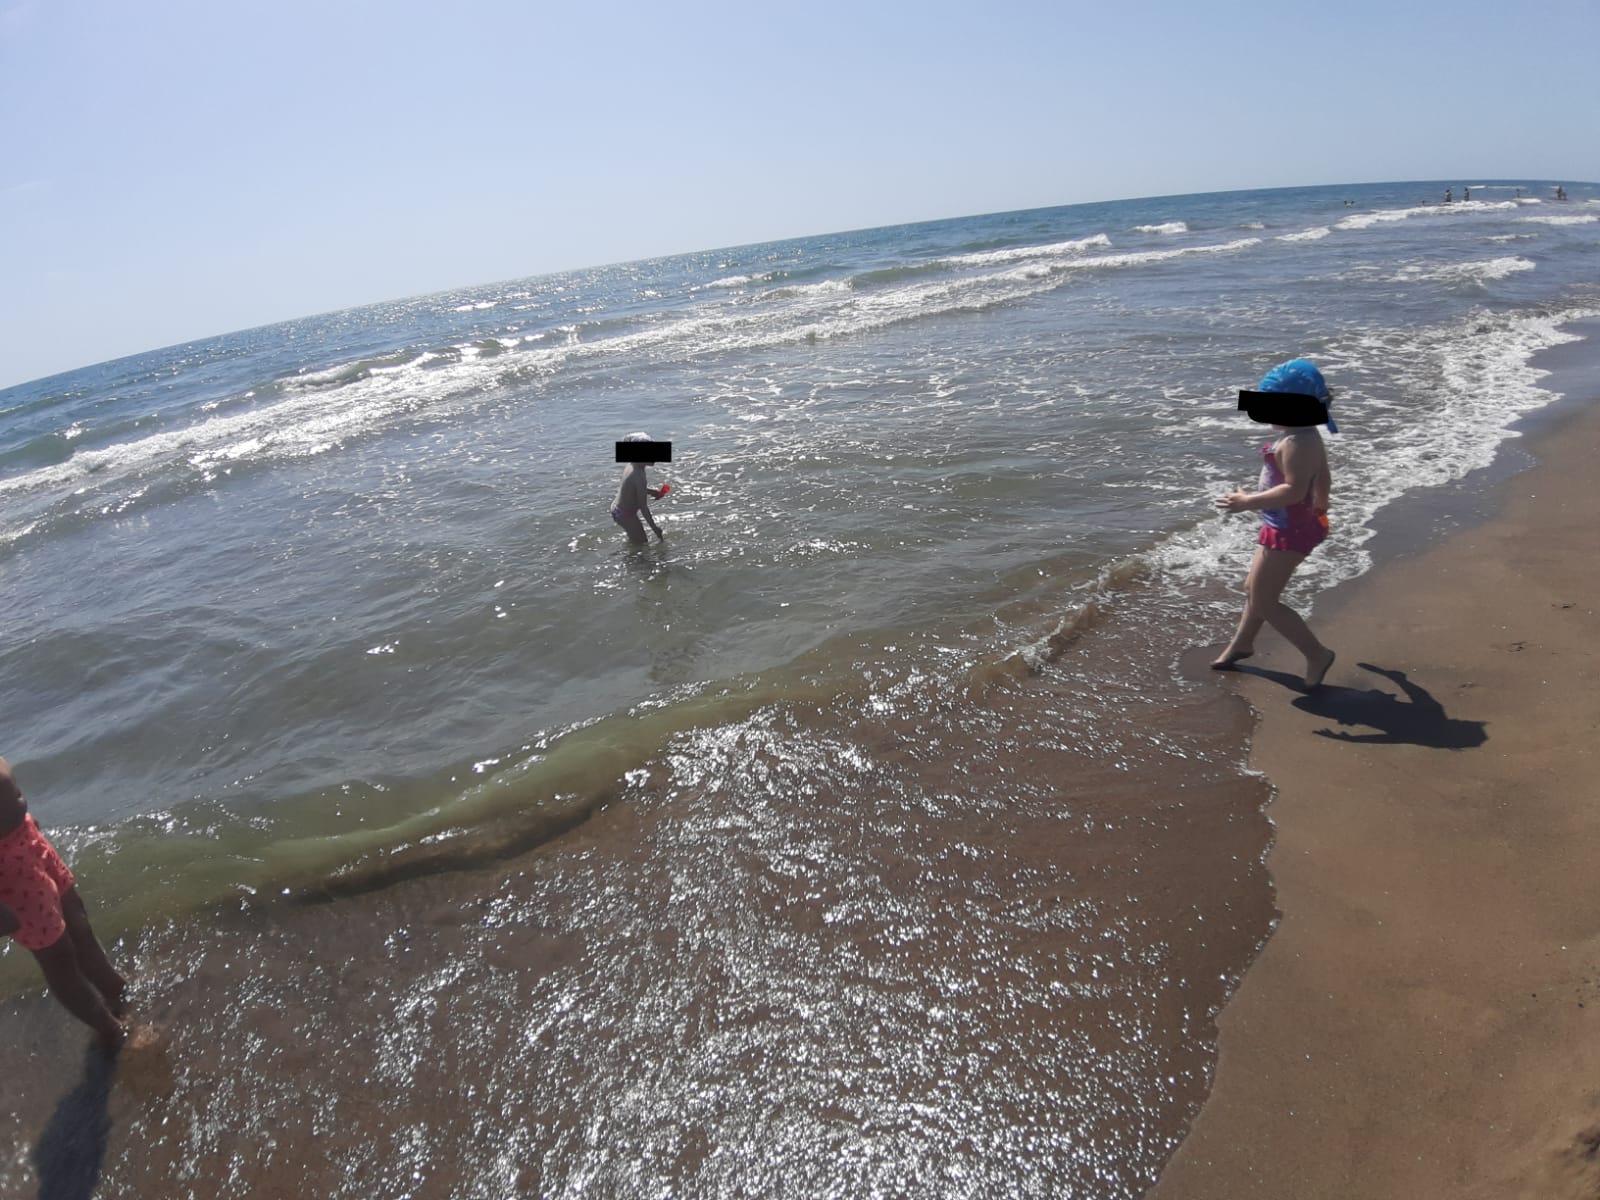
[3,0,1595,390]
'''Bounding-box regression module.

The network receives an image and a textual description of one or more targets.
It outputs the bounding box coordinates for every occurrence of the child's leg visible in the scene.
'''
[617,512,648,545]
[1215,548,1267,664]
[31,932,125,1052]
[1249,550,1336,684]
[1249,550,1321,654]
[60,888,126,1014]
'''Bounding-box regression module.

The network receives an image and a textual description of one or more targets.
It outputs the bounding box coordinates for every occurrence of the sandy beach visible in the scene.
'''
[1153,332,1600,1199]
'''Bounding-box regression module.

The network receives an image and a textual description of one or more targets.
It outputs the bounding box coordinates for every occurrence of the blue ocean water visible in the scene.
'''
[1,180,1597,1197]
[5,181,1596,847]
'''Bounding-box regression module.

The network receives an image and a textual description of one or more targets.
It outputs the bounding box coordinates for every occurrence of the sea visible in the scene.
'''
[2,180,1598,1198]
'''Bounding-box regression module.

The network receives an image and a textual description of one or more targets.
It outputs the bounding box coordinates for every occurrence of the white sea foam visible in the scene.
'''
[497,234,1233,378]
[1278,227,1331,242]
[1520,214,1599,226]
[1392,256,1535,284]
[1335,205,1437,230]
[986,238,1263,292]
[0,519,40,548]
[1070,237,1260,271]
[949,234,1113,270]
[1153,302,1600,601]
[1135,222,1187,235]
[762,279,852,301]
[0,348,487,502]
[838,235,1117,288]
[1334,199,1519,232]
[2,234,1264,504]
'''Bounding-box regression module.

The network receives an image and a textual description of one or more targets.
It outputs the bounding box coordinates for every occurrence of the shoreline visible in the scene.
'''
[3,315,1597,1194]
[1151,324,1600,1197]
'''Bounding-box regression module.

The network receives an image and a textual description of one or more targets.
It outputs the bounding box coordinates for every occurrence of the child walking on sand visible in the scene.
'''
[611,431,666,545]
[1212,359,1338,689]
[0,756,129,1053]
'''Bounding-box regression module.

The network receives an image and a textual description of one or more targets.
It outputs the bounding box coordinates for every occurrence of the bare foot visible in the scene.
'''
[1305,647,1336,688]
[1211,650,1255,670]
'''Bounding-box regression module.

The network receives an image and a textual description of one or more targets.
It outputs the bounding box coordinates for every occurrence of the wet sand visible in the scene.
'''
[0,628,1273,1198]
[1153,343,1600,1198]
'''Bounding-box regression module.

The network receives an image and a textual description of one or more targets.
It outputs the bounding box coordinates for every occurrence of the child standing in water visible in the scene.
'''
[611,431,666,545]
[0,756,129,1054]
[1212,359,1338,689]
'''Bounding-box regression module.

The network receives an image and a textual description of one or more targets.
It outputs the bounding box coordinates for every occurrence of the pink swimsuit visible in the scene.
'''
[1256,438,1329,554]
[0,815,75,951]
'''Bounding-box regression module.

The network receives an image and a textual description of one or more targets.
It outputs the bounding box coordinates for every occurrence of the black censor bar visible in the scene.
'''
[615,440,672,463]
[1237,391,1330,428]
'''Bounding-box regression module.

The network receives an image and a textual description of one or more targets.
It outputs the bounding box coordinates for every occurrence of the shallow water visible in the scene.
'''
[3,601,1274,1198]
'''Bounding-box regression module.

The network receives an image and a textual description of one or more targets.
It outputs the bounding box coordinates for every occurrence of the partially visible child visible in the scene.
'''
[611,431,666,545]
[0,757,128,1054]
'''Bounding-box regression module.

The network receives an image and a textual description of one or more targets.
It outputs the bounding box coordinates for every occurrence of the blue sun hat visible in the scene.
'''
[1258,358,1338,432]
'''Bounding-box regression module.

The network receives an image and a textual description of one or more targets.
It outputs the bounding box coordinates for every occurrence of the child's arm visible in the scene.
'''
[1216,440,1321,511]
[641,503,664,540]
[0,902,18,939]
[1220,485,1288,512]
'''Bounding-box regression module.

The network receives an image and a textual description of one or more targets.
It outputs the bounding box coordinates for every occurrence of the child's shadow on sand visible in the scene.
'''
[33,1046,115,1200]
[1245,661,1488,749]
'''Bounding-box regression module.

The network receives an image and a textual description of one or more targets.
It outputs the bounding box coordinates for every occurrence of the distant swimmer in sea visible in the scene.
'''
[1555,185,1568,201]
[1211,359,1338,689]
[1463,186,1471,201]
[0,757,130,1054]
[611,431,666,545]
[1443,188,1453,204]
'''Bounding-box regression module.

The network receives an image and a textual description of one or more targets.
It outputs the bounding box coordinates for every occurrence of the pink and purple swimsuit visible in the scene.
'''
[1256,438,1329,554]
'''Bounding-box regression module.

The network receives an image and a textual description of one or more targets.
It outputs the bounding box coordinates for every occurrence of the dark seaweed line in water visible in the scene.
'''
[272,549,1167,906]
[75,567,1272,1200]
[0,546,1165,1008]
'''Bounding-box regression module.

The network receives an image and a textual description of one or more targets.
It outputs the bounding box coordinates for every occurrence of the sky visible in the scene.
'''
[2,0,1596,391]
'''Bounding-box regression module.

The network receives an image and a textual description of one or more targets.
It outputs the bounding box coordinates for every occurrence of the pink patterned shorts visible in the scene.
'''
[0,815,75,951]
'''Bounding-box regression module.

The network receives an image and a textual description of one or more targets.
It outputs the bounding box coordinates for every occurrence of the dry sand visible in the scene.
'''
[1152,365,1600,1198]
